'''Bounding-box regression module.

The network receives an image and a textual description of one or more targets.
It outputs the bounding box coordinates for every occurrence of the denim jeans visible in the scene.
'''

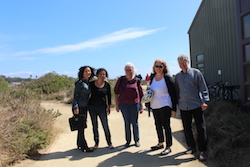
[89,105,112,145]
[180,107,207,151]
[119,103,140,144]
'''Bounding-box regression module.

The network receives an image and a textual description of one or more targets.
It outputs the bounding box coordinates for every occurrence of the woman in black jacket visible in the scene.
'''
[72,66,95,152]
[148,59,177,155]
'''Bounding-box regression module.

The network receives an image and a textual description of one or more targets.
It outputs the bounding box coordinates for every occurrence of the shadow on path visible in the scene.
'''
[36,145,125,161]
[35,144,196,167]
[172,130,186,147]
[97,151,196,167]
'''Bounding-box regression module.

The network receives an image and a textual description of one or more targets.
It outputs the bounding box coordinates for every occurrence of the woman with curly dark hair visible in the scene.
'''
[72,65,95,152]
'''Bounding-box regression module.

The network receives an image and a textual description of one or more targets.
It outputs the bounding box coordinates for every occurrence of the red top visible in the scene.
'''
[114,76,143,104]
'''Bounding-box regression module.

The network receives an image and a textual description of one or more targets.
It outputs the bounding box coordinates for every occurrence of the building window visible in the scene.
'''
[196,54,204,74]
[197,63,204,74]
[196,54,204,62]
[245,44,250,62]
[245,64,250,82]
[243,14,250,39]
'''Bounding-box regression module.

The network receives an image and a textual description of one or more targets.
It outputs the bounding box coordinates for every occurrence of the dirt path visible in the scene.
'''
[13,101,207,167]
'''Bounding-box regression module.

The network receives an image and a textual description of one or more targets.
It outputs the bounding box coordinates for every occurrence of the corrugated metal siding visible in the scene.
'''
[188,0,239,86]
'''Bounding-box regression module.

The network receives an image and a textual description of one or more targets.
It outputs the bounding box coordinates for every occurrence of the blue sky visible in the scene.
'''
[0,0,202,79]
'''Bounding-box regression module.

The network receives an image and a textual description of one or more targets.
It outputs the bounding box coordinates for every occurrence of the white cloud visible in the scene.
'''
[2,71,34,78]
[14,27,165,56]
[1,70,76,78]
[0,34,22,42]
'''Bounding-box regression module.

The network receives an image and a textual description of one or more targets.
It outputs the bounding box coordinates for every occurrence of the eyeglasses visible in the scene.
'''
[155,65,164,68]
[125,69,132,72]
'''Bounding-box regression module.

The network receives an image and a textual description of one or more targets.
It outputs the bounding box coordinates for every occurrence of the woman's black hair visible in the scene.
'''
[96,68,109,78]
[78,66,95,80]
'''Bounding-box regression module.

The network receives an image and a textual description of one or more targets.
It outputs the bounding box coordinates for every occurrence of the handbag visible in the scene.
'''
[141,89,154,103]
[69,116,79,131]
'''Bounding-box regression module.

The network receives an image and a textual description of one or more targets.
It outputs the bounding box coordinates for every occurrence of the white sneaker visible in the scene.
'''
[199,151,207,161]
[185,148,197,154]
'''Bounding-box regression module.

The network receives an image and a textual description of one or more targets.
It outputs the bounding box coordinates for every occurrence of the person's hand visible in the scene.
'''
[107,109,111,115]
[139,104,143,114]
[116,105,120,112]
[201,103,208,111]
[74,108,79,115]
[171,111,176,117]
[107,106,111,115]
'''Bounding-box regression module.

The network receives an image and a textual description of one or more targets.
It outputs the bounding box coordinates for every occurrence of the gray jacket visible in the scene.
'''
[72,79,91,110]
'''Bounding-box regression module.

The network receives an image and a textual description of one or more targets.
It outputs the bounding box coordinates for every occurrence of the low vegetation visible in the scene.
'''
[0,73,73,166]
[20,72,75,102]
[205,101,250,167]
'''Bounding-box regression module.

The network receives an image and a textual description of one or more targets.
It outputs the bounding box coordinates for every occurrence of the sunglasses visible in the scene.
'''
[155,65,164,68]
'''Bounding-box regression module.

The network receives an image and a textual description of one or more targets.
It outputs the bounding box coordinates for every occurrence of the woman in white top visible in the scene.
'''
[149,59,177,155]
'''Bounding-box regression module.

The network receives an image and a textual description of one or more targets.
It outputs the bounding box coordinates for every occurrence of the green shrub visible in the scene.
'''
[0,77,8,88]
[22,72,75,95]
[10,119,50,154]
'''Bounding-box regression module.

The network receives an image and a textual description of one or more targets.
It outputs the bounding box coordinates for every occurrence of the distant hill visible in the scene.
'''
[0,75,33,83]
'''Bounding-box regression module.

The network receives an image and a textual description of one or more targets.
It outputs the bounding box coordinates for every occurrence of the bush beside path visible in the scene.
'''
[13,101,207,167]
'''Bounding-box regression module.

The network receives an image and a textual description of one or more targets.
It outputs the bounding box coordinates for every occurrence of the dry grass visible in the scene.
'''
[0,89,60,166]
[205,101,250,167]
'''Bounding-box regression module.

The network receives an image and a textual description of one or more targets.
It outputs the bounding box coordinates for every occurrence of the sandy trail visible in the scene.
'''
[13,101,207,167]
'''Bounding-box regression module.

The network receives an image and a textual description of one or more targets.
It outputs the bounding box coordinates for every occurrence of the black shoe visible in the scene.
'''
[160,147,171,155]
[135,142,140,147]
[92,145,98,150]
[151,144,164,150]
[185,148,197,154]
[108,144,115,149]
[77,146,81,150]
[81,147,94,152]
[125,143,130,148]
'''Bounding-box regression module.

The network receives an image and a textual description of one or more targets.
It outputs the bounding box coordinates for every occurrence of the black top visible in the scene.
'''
[89,81,111,107]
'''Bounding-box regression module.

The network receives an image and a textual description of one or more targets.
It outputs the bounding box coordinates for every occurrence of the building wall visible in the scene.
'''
[188,0,239,87]
[236,0,250,106]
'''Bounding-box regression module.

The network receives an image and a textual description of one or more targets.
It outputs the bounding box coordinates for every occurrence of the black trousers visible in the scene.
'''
[152,106,172,147]
[77,107,89,149]
[180,107,207,151]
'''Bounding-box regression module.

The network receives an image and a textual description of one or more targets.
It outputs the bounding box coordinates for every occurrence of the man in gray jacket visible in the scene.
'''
[175,54,209,161]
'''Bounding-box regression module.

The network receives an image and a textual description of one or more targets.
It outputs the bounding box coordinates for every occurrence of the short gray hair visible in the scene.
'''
[178,54,189,62]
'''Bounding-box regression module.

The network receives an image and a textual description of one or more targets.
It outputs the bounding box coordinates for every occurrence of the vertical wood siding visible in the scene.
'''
[188,0,239,86]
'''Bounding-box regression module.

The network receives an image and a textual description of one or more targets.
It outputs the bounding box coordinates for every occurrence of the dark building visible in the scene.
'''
[188,0,250,108]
